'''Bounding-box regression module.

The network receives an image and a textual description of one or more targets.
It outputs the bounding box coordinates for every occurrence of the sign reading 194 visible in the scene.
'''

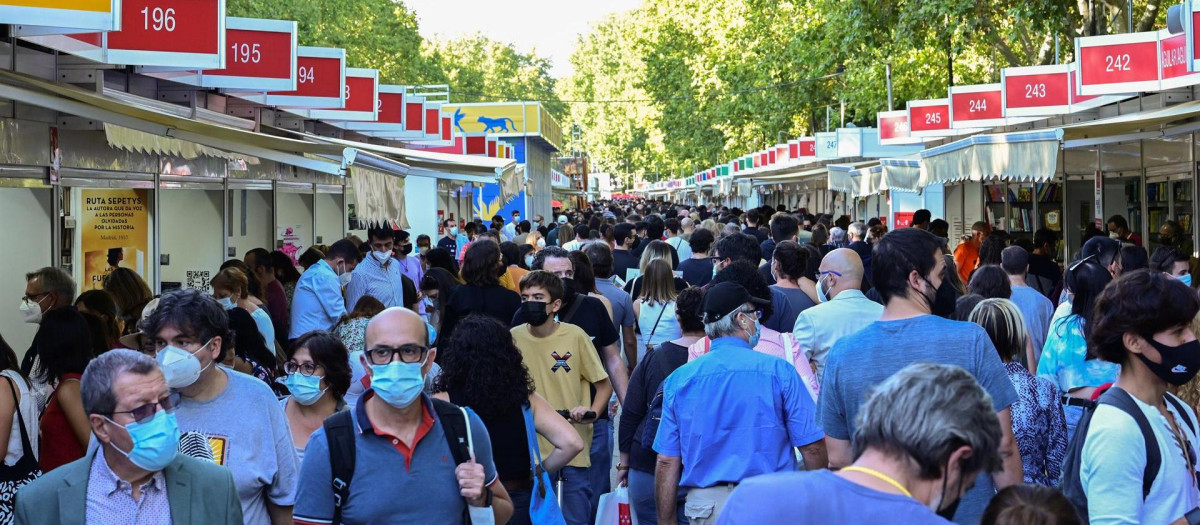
[141,6,176,32]
[298,66,315,84]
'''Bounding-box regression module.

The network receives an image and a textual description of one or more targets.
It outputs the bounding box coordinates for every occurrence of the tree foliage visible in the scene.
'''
[424,34,565,118]
[562,0,1166,183]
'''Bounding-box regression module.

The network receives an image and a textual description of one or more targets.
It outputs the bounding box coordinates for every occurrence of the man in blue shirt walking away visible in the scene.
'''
[288,239,360,344]
[653,282,826,525]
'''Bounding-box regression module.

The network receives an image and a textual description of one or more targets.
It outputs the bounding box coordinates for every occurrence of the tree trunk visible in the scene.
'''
[1137,0,1161,32]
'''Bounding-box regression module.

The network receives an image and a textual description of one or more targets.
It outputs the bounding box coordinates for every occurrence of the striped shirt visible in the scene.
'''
[345,253,405,309]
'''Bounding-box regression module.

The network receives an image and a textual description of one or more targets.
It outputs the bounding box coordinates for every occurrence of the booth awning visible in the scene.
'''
[827,168,862,197]
[879,156,922,194]
[752,166,828,185]
[918,129,1064,186]
[1061,100,1200,144]
[348,165,409,229]
[278,130,514,184]
[859,165,883,197]
[0,68,362,176]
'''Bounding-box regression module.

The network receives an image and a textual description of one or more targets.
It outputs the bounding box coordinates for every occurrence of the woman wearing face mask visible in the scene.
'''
[144,289,298,525]
[518,244,536,270]
[1036,258,1117,441]
[279,332,350,462]
[1078,270,1200,524]
[418,268,460,337]
[212,268,276,351]
[1150,246,1194,288]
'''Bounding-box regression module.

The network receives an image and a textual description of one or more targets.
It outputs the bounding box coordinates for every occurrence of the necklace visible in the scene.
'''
[841,466,914,498]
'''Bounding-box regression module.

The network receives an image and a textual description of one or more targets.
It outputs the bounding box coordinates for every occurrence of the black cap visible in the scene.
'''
[701,282,771,323]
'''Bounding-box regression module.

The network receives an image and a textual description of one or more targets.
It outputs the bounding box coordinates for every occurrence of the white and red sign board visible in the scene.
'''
[950,84,1005,128]
[405,95,426,133]
[1002,64,1071,117]
[424,103,442,141]
[337,85,408,133]
[19,0,225,68]
[796,137,817,160]
[307,67,379,121]
[907,99,951,137]
[1160,28,1200,89]
[877,110,918,145]
[1076,31,1160,95]
[144,17,297,91]
[2,0,120,34]
[252,46,345,108]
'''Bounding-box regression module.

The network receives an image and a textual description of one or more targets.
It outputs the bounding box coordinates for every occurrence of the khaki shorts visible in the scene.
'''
[683,484,737,525]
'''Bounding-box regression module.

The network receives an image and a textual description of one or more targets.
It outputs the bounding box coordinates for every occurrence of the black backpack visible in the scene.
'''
[639,382,667,450]
[324,398,473,524]
[1059,387,1196,518]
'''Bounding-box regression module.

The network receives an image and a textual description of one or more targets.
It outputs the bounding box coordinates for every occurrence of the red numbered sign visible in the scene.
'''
[1159,29,1200,89]
[1002,64,1071,116]
[797,138,817,158]
[907,99,951,137]
[877,110,914,145]
[257,46,346,108]
[1076,31,1160,95]
[950,84,1004,128]
[198,17,296,91]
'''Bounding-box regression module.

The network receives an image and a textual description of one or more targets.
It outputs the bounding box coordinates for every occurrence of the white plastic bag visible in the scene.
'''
[595,485,638,525]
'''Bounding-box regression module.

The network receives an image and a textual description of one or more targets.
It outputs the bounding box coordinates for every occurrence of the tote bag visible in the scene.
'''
[523,405,567,525]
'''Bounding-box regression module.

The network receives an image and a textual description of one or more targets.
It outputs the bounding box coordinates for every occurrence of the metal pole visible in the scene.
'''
[1128,0,1133,33]
[1055,34,1060,64]
[885,64,894,111]
[825,106,830,132]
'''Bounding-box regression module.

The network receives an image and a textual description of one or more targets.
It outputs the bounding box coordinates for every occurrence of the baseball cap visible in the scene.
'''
[700,282,770,323]
[557,215,568,224]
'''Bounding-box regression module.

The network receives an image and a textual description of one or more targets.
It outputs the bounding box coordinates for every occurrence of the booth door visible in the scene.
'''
[0,185,52,353]
[160,187,224,292]
[227,187,273,261]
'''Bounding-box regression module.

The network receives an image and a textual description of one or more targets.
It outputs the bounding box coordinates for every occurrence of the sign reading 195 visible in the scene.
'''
[141,6,176,32]
[230,43,261,64]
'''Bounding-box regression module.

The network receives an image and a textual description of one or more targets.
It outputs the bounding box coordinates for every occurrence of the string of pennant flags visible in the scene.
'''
[641,1,1200,193]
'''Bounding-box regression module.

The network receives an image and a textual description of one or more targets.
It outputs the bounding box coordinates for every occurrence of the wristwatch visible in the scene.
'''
[481,485,493,507]
[615,464,629,471]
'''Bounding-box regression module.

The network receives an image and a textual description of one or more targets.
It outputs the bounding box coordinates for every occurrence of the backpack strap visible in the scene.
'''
[1098,387,1160,500]
[1165,393,1198,436]
[560,294,585,325]
[323,410,357,525]
[431,398,472,465]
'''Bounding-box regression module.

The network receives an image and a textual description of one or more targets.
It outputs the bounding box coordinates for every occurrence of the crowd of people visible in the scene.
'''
[2,201,1200,524]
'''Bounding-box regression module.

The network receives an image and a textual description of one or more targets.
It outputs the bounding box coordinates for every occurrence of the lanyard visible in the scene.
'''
[840,466,913,498]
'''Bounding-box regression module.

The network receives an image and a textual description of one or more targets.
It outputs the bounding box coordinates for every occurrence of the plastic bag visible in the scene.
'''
[595,485,638,525]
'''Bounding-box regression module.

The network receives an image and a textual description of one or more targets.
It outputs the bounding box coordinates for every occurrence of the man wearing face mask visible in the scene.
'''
[19,267,77,376]
[438,218,461,255]
[14,349,243,524]
[346,228,411,311]
[512,271,611,525]
[791,248,882,378]
[290,239,361,344]
[719,363,1004,524]
[294,308,513,525]
[145,289,298,525]
[504,210,520,240]
[654,282,826,525]
[818,228,1022,524]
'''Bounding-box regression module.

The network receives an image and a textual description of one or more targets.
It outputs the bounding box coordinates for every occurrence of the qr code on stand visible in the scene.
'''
[186,271,211,293]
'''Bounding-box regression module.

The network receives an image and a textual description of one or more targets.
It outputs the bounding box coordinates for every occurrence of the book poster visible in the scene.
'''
[81,189,149,291]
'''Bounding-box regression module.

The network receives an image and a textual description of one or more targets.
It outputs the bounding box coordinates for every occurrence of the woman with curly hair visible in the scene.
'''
[434,315,584,525]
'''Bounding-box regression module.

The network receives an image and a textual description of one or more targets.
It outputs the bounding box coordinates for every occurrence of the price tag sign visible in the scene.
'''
[19,0,224,68]
[950,84,1005,128]
[254,46,346,108]
[1076,31,1160,95]
[1001,63,1071,116]
[907,98,951,137]
[877,110,918,145]
[2,0,120,33]
[308,67,379,121]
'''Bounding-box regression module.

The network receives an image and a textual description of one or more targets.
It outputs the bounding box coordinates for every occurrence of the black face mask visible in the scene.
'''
[934,466,966,520]
[932,280,958,318]
[1138,337,1200,386]
[522,301,551,326]
[560,277,579,305]
[398,243,412,255]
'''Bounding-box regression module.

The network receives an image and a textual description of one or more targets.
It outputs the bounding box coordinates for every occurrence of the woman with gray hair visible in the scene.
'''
[718,362,1004,523]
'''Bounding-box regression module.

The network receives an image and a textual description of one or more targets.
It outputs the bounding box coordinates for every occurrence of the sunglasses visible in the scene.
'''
[108,392,181,424]
[1068,253,1098,273]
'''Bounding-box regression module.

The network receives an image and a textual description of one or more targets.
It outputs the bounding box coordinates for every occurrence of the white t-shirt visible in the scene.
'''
[1082,392,1200,525]
[0,370,37,465]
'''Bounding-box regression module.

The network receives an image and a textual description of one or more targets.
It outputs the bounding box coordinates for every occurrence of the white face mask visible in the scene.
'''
[337,261,353,286]
[373,250,392,263]
[157,338,215,389]
[524,255,535,267]
[537,238,546,248]
[18,298,43,324]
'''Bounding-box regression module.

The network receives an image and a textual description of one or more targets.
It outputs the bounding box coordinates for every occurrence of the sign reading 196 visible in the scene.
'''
[107,0,221,55]
[141,6,176,32]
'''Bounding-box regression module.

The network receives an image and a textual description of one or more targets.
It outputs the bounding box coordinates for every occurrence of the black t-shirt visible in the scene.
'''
[758,261,777,286]
[439,283,522,354]
[511,293,618,351]
[618,341,689,473]
[679,258,713,287]
[400,274,418,310]
[447,392,531,483]
[743,226,768,244]
[612,249,640,282]
[1027,253,1062,300]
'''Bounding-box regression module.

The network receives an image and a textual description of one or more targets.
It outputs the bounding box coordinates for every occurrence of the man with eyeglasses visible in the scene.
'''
[144,289,298,525]
[654,282,826,525]
[19,267,76,376]
[294,307,512,525]
[15,349,242,523]
[790,248,882,378]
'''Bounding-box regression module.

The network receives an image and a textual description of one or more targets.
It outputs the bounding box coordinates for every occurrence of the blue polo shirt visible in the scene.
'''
[653,336,824,488]
[293,391,497,524]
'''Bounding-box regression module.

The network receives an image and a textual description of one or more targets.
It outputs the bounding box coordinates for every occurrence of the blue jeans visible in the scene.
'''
[588,418,613,520]
[1064,404,1085,443]
[628,468,687,525]
[506,488,531,525]
[551,466,593,525]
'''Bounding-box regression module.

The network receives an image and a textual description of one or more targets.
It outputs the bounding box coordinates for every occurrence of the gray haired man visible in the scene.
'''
[15,349,242,524]
[719,363,1003,523]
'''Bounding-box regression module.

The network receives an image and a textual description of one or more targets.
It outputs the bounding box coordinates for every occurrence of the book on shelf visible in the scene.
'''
[1180,213,1193,232]
[1176,181,1193,202]
[1036,183,1062,203]
[1015,187,1033,203]
[1147,182,1169,204]
[986,185,1005,202]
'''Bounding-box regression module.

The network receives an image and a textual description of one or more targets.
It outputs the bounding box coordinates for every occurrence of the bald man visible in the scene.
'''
[294,307,514,525]
[791,248,885,377]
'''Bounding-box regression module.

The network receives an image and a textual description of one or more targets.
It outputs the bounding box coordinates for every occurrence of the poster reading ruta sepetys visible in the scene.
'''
[81,189,149,290]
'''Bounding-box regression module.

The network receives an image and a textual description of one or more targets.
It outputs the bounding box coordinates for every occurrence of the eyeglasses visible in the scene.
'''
[739,309,763,320]
[109,392,181,424]
[20,292,49,303]
[284,361,325,376]
[818,270,843,278]
[366,344,429,365]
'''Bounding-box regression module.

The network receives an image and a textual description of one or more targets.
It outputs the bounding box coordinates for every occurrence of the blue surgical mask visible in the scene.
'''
[107,410,181,472]
[216,296,235,310]
[370,359,426,408]
[525,255,535,267]
[816,275,829,303]
[279,373,326,405]
[1181,274,1194,287]
[746,315,762,347]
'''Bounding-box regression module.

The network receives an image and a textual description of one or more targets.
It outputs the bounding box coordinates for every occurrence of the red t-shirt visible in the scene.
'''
[39,373,85,472]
